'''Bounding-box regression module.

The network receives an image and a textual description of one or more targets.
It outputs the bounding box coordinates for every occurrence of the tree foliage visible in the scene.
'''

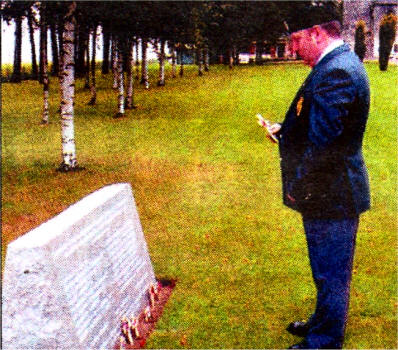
[354,20,367,62]
[1,1,33,82]
[379,12,397,71]
[2,1,345,81]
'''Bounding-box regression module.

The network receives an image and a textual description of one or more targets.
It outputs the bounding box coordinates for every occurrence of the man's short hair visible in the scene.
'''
[318,21,342,38]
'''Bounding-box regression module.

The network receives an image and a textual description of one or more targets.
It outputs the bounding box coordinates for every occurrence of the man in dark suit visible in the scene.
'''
[267,16,371,350]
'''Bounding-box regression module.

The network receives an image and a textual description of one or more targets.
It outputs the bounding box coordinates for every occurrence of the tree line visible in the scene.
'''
[1,1,341,171]
[354,12,397,71]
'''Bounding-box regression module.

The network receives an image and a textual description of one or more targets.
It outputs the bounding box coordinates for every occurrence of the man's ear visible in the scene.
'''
[312,25,324,43]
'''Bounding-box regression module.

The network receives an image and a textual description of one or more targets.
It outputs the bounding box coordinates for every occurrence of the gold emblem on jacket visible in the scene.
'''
[296,96,304,116]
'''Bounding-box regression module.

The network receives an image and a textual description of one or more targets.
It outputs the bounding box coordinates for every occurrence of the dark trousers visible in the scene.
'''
[302,216,359,349]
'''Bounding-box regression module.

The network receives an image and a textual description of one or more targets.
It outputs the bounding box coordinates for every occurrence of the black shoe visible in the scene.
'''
[288,341,309,349]
[286,321,310,337]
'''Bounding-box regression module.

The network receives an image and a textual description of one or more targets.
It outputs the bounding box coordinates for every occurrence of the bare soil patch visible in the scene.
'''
[114,279,176,349]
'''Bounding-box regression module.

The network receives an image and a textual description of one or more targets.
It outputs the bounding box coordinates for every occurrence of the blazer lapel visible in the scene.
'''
[283,44,350,126]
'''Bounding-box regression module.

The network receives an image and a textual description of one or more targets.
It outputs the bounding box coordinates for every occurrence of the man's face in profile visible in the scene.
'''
[290,28,322,67]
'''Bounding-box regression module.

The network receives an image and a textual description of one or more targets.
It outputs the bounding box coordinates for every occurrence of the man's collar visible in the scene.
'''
[316,39,345,65]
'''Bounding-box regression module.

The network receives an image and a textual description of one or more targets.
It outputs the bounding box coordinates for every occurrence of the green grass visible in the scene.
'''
[2,62,397,349]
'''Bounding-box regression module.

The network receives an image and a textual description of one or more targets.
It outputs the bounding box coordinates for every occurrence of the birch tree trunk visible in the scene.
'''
[197,48,204,76]
[140,38,149,89]
[111,38,118,89]
[135,40,140,80]
[157,39,165,86]
[101,26,110,74]
[204,46,209,72]
[84,43,90,89]
[39,8,47,84]
[114,39,125,118]
[171,42,176,78]
[50,23,59,76]
[11,16,22,82]
[228,47,233,69]
[59,1,79,172]
[28,9,38,80]
[75,24,88,78]
[125,39,136,110]
[88,25,97,105]
[42,36,50,125]
[179,49,184,77]
[57,20,64,77]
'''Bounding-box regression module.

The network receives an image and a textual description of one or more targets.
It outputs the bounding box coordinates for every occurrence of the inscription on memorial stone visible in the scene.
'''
[2,183,156,350]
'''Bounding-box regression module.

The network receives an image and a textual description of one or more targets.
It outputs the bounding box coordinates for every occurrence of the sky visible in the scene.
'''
[2,19,42,65]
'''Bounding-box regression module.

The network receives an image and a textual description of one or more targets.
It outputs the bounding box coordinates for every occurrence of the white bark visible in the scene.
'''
[125,39,135,109]
[197,48,204,76]
[141,38,149,89]
[42,22,49,124]
[84,44,90,89]
[179,50,184,77]
[158,40,165,86]
[171,44,176,78]
[204,46,209,72]
[112,38,118,89]
[117,40,125,116]
[135,40,140,80]
[59,1,77,170]
[88,26,97,105]
[42,54,49,124]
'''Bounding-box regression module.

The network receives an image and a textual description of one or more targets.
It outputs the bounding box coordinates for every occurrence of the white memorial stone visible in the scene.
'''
[2,183,156,350]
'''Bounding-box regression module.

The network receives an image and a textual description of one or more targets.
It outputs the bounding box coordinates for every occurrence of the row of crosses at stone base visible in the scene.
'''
[119,282,160,348]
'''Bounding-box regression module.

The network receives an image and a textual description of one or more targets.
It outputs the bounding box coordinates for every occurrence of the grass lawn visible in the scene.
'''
[2,62,397,349]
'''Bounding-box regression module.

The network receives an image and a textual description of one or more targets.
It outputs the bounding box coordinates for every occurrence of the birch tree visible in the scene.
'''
[12,13,23,82]
[57,17,64,77]
[50,22,59,76]
[88,25,97,105]
[111,38,118,89]
[59,1,79,172]
[38,3,47,84]
[114,38,125,118]
[41,23,50,125]
[1,1,31,82]
[228,47,234,69]
[27,6,38,79]
[204,46,210,72]
[75,21,88,78]
[135,40,140,80]
[170,42,177,78]
[125,38,136,110]
[140,38,149,89]
[157,39,166,86]
[38,1,49,124]
[179,46,184,77]
[197,47,204,76]
[84,44,90,89]
[102,25,111,74]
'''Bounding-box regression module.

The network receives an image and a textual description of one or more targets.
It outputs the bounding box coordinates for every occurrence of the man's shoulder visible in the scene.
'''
[320,46,360,71]
[314,46,368,86]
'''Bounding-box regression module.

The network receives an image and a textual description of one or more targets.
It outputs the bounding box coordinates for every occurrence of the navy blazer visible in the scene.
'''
[278,44,370,218]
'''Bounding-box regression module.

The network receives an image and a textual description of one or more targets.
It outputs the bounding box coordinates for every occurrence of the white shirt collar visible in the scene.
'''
[316,39,345,65]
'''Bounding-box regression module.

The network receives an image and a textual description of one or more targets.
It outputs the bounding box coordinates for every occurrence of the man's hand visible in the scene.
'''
[266,123,281,143]
[267,123,281,135]
[256,114,281,143]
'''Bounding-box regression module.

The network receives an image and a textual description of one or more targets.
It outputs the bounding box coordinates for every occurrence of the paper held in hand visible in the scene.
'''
[256,114,278,143]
